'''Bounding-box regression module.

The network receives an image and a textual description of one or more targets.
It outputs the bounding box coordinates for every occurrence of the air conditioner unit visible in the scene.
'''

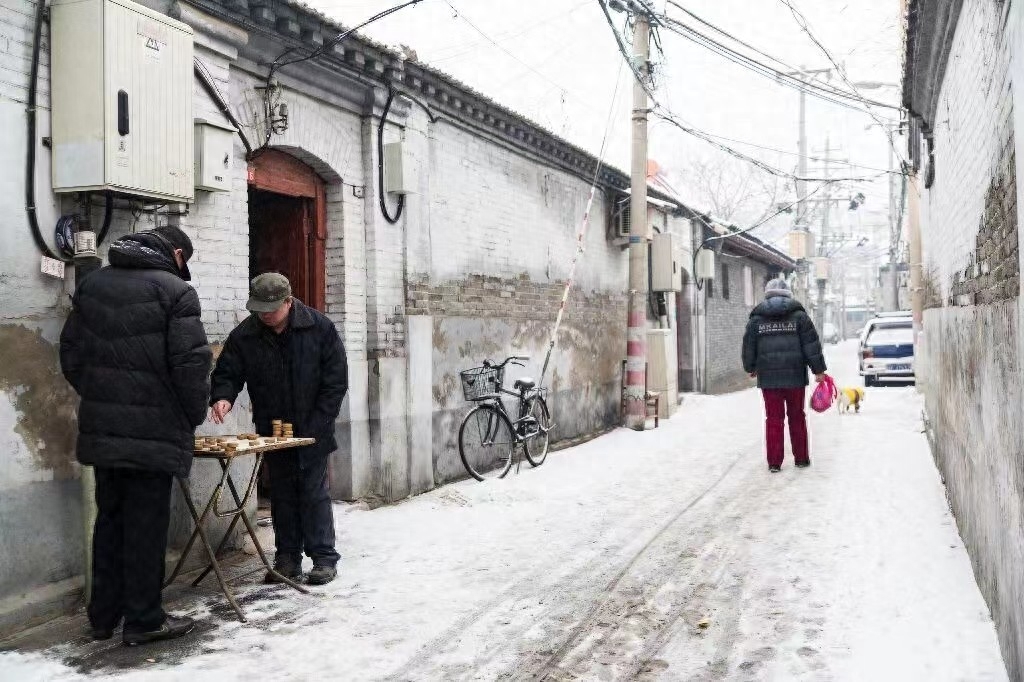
[50,0,195,202]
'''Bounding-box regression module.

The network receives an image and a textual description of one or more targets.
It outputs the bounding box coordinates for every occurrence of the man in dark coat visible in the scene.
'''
[742,278,827,473]
[60,225,211,645]
[210,273,348,585]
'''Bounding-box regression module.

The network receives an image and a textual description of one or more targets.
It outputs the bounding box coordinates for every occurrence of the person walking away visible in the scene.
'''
[59,226,211,645]
[209,273,348,585]
[742,278,827,473]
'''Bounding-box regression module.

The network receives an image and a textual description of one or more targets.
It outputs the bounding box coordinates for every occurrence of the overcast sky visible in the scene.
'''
[304,0,903,256]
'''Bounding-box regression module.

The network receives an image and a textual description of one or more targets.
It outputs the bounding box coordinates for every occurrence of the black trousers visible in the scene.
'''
[89,467,172,634]
[267,451,340,567]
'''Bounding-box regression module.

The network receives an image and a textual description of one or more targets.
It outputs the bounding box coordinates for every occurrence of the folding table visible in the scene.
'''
[165,437,316,622]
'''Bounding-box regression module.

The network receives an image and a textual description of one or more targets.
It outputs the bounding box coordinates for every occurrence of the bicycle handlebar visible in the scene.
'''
[483,355,531,369]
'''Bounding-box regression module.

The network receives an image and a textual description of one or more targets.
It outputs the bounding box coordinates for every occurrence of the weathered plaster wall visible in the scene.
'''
[921,304,1023,679]
[913,3,1024,679]
[0,0,86,634]
[406,119,628,483]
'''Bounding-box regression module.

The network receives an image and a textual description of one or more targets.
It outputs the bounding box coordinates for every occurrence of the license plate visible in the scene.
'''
[891,364,911,371]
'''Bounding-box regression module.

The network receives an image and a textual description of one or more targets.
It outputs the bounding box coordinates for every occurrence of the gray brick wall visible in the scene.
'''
[407,273,626,326]
[705,256,774,394]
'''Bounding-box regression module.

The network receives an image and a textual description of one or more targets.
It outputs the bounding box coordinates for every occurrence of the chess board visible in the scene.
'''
[193,436,316,459]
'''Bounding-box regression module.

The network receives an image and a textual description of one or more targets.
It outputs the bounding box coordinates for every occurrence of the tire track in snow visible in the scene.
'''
[510,449,750,680]
[381,442,751,682]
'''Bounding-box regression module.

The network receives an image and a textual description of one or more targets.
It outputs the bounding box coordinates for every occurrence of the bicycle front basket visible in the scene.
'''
[460,366,504,401]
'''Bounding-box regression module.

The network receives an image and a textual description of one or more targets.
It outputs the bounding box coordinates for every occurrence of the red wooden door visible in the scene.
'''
[247,151,327,311]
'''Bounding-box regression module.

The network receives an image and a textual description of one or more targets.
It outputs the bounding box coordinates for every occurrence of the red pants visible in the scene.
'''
[761,388,809,468]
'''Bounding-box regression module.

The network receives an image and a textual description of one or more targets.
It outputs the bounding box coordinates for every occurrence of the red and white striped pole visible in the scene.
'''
[540,187,596,387]
[624,12,651,430]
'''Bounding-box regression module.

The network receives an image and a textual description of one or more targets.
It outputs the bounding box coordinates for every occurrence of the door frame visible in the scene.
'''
[247,150,327,311]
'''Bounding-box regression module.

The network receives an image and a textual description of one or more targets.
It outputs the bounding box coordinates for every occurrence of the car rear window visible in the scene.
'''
[867,324,913,345]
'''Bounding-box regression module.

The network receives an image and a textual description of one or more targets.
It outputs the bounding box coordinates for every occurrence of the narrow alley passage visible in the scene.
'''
[0,343,1006,681]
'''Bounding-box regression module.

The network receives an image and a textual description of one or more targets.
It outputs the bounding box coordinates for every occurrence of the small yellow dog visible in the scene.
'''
[838,386,866,413]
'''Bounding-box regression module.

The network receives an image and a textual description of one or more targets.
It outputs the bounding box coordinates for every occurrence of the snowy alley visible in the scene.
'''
[0,342,1007,681]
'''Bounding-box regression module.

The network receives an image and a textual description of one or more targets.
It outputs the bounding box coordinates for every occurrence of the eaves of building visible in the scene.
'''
[183,0,696,212]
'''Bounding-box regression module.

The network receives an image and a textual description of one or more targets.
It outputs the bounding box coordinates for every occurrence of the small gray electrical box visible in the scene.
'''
[384,141,417,195]
[651,232,682,292]
[194,118,235,192]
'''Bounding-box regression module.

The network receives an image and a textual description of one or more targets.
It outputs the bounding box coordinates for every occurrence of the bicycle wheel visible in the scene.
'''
[523,395,551,467]
[459,405,515,481]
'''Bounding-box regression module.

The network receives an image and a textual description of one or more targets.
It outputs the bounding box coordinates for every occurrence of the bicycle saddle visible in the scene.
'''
[514,377,536,391]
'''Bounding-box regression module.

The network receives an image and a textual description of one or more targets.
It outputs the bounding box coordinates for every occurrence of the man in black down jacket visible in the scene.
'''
[742,278,827,473]
[60,226,211,646]
[210,273,348,586]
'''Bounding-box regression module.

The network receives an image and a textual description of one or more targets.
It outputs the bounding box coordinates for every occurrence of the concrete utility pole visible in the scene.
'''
[886,144,896,311]
[908,169,923,332]
[815,137,832,332]
[624,11,651,431]
[787,67,831,307]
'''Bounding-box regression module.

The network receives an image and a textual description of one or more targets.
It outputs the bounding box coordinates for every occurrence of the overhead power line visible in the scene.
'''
[657,15,901,115]
[260,0,425,150]
[775,0,905,162]
[593,1,893,183]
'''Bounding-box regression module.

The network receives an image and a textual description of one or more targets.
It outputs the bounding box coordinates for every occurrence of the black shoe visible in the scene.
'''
[795,460,811,468]
[265,558,303,584]
[123,616,195,646]
[306,564,337,586]
[768,465,782,473]
[90,627,114,641]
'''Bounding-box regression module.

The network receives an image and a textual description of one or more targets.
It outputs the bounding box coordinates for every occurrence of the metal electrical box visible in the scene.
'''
[194,119,235,192]
[651,232,681,292]
[51,0,195,202]
[384,141,416,195]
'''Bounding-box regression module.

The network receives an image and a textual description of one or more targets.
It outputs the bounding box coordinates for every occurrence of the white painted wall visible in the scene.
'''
[920,0,1015,299]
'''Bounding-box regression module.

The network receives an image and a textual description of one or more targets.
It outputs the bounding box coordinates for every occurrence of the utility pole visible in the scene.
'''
[815,137,832,332]
[908,168,923,387]
[624,11,650,431]
[787,67,830,307]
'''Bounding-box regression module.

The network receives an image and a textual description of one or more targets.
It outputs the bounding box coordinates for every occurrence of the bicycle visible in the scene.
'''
[458,355,554,481]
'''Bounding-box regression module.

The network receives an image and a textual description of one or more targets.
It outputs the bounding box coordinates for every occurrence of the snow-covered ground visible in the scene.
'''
[0,342,1008,681]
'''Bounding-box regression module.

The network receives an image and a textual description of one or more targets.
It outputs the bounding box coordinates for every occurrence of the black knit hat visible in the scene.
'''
[149,226,193,281]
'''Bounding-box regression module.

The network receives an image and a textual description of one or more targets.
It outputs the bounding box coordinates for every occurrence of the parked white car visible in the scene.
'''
[859,313,915,386]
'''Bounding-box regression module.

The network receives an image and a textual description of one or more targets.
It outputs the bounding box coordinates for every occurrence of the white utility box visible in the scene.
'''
[813,256,831,280]
[194,119,235,192]
[651,232,681,292]
[51,0,195,202]
[788,229,815,260]
[695,248,716,280]
[647,329,678,419]
[384,141,416,194]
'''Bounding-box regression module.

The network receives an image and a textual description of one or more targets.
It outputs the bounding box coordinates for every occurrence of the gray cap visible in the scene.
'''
[247,273,292,313]
[764,277,792,299]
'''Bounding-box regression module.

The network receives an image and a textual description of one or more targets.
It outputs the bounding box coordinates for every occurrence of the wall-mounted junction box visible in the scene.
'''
[194,119,235,192]
[651,232,682,292]
[50,0,195,202]
[384,141,417,195]
[695,249,716,280]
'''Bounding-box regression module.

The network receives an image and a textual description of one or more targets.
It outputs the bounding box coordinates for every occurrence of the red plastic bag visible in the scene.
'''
[810,374,837,413]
